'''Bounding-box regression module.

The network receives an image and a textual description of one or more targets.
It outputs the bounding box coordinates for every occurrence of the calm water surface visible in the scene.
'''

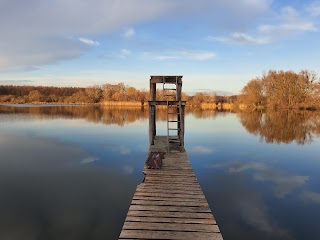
[0,105,319,240]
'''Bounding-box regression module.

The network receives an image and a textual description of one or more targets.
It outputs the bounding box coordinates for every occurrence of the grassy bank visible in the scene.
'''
[102,101,143,106]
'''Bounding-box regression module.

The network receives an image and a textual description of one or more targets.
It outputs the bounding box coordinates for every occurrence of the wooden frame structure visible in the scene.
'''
[148,76,186,151]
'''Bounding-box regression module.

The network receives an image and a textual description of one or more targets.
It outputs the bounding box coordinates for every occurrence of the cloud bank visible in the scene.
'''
[0,0,273,70]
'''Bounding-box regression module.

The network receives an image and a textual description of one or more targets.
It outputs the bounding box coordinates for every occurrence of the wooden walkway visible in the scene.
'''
[119,136,223,240]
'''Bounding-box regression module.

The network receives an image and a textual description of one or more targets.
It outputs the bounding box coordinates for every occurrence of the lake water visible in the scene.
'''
[0,105,319,240]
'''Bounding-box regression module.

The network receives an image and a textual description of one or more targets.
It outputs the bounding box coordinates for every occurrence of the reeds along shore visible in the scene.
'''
[102,101,143,106]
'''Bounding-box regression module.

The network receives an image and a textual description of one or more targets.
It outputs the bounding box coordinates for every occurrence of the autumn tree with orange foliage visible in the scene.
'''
[239,70,319,109]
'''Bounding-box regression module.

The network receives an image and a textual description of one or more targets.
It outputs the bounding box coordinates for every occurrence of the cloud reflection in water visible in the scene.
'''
[0,134,138,240]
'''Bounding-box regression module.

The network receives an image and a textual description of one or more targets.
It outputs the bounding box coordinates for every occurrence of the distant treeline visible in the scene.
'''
[0,83,148,104]
[1,70,319,109]
[0,83,234,107]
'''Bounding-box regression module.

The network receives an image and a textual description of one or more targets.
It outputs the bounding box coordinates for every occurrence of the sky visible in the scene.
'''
[0,0,320,94]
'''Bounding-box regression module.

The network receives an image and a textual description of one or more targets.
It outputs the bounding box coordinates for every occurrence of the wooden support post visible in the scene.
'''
[150,82,156,101]
[149,81,157,145]
[180,105,185,148]
[177,81,182,101]
[149,105,155,145]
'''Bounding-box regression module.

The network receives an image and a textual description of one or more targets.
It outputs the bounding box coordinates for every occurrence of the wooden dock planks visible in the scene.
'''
[119,136,223,240]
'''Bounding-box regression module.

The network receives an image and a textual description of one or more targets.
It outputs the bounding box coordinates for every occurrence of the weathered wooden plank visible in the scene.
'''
[144,177,198,181]
[127,210,215,219]
[155,168,193,171]
[144,183,199,187]
[146,175,196,178]
[143,170,195,174]
[123,221,220,233]
[159,165,192,168]
[125,216,216,224]
[138,185,197,192]
[163,159,190,162]
[144,179,198,184]
[129,205,211,213]
[119,230,223,240]
[138,184,202,190]
[158,166,193,170]
[136,188,203,195]
[139,182,201,188]
[137,186,202,192]
[144,181,199,186]
[131,199,209,207]
[140,183,199,187]
[145,175,197,180]
[134,191,206,199]
[143,172,196,177]
[132,196,206,202]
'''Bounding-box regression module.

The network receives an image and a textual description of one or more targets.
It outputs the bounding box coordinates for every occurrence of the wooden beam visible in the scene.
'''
[150,76,183,84]
[148,101,186,106]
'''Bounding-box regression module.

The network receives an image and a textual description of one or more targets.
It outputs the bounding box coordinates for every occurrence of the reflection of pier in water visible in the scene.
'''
[119,76,223,239]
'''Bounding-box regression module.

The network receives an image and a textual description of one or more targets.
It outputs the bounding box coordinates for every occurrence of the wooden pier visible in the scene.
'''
[119,136,223,240]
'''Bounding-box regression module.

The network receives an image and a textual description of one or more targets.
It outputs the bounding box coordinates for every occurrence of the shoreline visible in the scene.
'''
[1,102,319,111]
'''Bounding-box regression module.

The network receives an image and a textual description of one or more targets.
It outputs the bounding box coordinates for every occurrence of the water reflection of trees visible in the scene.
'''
[0,105,149,126]
[0,105,185,126]
[237,110,320,144]
[186,108,233,119]
[2,105,319,141]
[0,105,232,126]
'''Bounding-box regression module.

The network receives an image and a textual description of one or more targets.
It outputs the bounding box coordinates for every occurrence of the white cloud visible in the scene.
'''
[0,0,274,71]
[210,32,270,45]
[258,22,317,34]
[258,5,318,38]
[180,0,272,29]
[119,49,132,58]
[0,0,173,70]
[209,4,318,45]
[123,165,134,174]
[144,50,216,61]
[280,6,300,21]
[179,51,216,60]
[143,52,177,61]
[80,157,99,164]
[155,55,179,61]
[228,162,267,172]
[254,170,309,198]
[123,28,135,38]
[118,145,131,154]
[191,145,215,154]
[306,1,320,17]
[302,191,320,204]
[216,161,309,198]
[79,37,100,46]
[103,144,131,154]
[104,49,132,59]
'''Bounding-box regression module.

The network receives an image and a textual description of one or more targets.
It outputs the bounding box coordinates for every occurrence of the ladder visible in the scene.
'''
[163,76,182,152]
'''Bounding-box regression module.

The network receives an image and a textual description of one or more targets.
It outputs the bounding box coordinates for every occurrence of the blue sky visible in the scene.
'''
[0,0,320,94]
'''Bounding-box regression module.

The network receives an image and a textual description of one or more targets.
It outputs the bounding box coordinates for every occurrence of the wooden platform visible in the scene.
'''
[119,136,223,240]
